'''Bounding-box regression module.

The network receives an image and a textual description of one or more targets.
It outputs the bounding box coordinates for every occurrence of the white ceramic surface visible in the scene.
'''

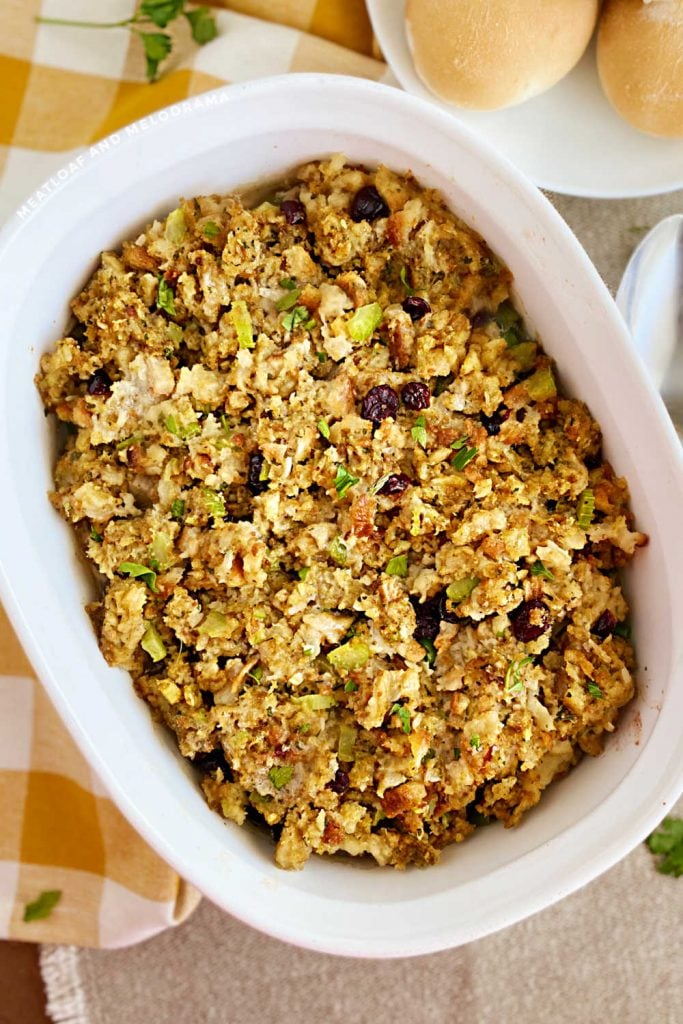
[367,0,683,198]
[1,75,682,959]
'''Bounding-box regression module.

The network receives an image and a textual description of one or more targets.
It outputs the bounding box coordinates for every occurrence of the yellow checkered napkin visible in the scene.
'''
[0,0,385,947]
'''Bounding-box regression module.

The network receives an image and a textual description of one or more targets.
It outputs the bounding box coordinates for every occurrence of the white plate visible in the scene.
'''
[367,0,683,198]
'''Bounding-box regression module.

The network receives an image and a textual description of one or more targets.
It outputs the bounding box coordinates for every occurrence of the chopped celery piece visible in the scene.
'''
[141,622,166,662]
[292,693,337,711]
[231,300,254,349]
[149,532,173,571]
[203,488,226,520]
[329,537,348,567]
[198,610,230,638]
[347,302,382,342]
[334,464,359,499]
[170,499,186,521]
[511,341,536,369]
[411,415,427,449]
[385,554,408,578]
[165,208,186,244]
[390,703,411,734]
[446,577,478,603]
[494,300,521,331]
[157,276,176,315]
[526,365,557,400]
[202,220,220,238]
[268,766,293,790]
[118,561,157,592]
[338,724,357,761]
[328,638,370,672]
[576,488,595,529]
[317,418,331,441]
[297,567,310,581]
[275,287,301,312]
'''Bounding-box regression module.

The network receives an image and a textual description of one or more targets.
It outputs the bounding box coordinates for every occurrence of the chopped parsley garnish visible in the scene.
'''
[646,817,683,877]
[390,703,411,734]
[248,666,263,683]
[203,488,226,520]
[164,414,201,441]
[451,445,478,471]
[275,287,301,312]
[317,351,328,363]
[586,681,604,700]
[297,567,310,581]
[282,305,315,332]
[23,890,62,922]
[470,734,481,750]
[399,265,415,296]
[231,299,255,349]
[118,561,158,592]
[156,275,176,315]
[385,554,408,578]
[90,528,103,542]
[530,560,554,580]
[268,766,293,790]
[170,498,186,521]
[344,680,359,693]
[347,302,383,342]
[334,464,359,499]
[419,638,437,667]
[279,277,297,290]
[202,220,220,238]
[317,418,331,441]
[577,488,596,529]
[411,415,427,449]
[505,655,533,693]
[141,621,166,663]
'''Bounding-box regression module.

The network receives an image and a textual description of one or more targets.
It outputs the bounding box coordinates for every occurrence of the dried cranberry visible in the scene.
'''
[247,451,268,495]
[281,199,306,225]
[86,369,112,397]
[411,594,442,642]
[350,185,389,223]
[591,609,617,640]
[328,769,350,795]
[480,407,509,436]
[546,499,557,512]
[510,598,550,643]
[401,381,431,410]
[361,385,399,423]
[402,296,431,322]
[377,472,412,496]
[470,310,491,329]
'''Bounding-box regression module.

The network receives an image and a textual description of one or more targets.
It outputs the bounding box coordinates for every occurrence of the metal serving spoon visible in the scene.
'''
[616,214,683,429]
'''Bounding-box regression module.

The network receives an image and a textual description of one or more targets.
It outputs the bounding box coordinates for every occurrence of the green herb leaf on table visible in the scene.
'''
[646,817,683,877]
[140,0,184,27]
[138,31,173,82]
[23,890,62,922]
[184,5,218,44]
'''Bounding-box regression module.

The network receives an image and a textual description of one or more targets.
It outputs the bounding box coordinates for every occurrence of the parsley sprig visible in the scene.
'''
[646,817,683,877]
[37,1,218,82]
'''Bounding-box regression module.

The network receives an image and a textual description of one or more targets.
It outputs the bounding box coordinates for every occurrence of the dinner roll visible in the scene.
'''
[597,0,683,138]
[405,0,599,110]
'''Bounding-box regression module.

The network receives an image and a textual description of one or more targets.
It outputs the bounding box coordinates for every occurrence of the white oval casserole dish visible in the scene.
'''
[0,75,681,958]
